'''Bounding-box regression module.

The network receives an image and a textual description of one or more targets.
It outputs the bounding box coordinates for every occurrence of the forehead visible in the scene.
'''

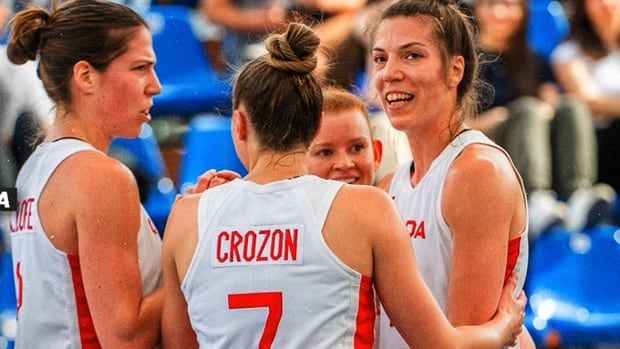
[320,109,371,138]
[373,15,438,50]
[116,26,155,61]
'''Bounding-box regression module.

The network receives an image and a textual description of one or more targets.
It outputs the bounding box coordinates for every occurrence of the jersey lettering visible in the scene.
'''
[405,219,426,239]
[9,197,36,233]
[213,225,303,266]
[15,261,23,319]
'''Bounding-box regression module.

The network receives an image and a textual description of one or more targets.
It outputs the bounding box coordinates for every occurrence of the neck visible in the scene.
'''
[406,121,467,186]
[244,147,309,184]
[48,109,111,152]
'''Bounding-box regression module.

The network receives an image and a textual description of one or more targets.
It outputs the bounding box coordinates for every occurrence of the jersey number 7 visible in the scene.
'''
[228,291,283,349]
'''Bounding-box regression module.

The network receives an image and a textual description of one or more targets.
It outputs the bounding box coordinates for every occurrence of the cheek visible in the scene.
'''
[306,156,332,177]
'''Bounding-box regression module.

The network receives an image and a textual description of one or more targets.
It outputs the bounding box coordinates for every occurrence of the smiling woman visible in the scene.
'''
[6,0,164,347]
[307,86,382,186]
[369,0,534,348]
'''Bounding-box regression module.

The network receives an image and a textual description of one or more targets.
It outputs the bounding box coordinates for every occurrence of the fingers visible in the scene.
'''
[214,170,241,181]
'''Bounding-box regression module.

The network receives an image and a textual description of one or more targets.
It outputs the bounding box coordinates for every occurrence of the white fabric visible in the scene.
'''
[9,139,162,348]
[181,175,376,348]
[377,130,529,349]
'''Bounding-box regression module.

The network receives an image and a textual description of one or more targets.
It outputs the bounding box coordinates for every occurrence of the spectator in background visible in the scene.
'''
[469,0,614,235]
[199,0,370,88]
[551,0,620,199]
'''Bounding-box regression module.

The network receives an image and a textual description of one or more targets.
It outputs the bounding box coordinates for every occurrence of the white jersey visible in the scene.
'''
[9,139,162,349]
[181,175,376,349]
[378,130,529,349]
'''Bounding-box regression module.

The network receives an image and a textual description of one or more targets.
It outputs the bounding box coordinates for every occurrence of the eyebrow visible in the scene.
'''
[372,41,425,53]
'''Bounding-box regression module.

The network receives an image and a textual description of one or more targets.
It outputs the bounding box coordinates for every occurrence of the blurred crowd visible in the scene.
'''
[1,0,619,238]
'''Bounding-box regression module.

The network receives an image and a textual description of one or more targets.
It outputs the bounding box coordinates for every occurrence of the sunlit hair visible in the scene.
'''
[233,22,323,152]
[322,86,372,136]
[7,0,147,108]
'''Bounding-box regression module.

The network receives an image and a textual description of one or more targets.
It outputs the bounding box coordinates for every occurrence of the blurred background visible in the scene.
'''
[0,0,619,348]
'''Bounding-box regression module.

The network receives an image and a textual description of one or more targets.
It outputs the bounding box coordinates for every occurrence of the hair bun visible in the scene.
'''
[264,22,320,74]
[7,8,50,65]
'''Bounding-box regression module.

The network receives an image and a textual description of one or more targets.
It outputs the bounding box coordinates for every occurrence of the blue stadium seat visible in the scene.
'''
[525,224,620,346]
[109,124,176,234]
[145,5,231,116]
[178,115,246,192]
[527,0,569,60]
[0,250,16,349]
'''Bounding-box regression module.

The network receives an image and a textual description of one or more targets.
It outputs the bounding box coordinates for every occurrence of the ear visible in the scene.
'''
[72,60,96,94]
[447,55,465,88]
[372,139,383,171]
[232,109,248,142]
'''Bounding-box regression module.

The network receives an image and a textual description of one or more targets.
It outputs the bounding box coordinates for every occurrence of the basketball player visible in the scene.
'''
[7,1,163,347]
[369,0,533,347]
[161,22,525,348]
[307,86,383,186]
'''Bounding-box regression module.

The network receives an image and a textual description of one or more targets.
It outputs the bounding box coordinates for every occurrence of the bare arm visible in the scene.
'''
[74,155,162,348]
[553,59,620,118]
[442,145,523,326]
[334,187,524,348]
[161,196,201,349]
[200,0,285,33]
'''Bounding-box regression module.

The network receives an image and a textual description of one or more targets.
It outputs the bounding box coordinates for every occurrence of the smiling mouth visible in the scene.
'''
[333,177,358,184]
[386,93,414,106]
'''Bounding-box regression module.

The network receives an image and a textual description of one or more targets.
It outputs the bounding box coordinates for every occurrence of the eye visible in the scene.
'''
[372,54,387,64]
[349,144,366,153]
[405,51,422,60]
[314,148,333,157]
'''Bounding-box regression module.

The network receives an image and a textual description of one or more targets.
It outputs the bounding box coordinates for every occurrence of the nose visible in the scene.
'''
[382,56,404,83]
[333,151,354,171]
[147,69,162,96]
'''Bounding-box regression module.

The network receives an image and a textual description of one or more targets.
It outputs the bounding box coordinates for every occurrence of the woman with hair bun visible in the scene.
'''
[7,0,163,347]
[161,21,526,349]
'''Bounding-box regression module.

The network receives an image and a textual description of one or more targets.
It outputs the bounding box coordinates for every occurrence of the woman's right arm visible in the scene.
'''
[72,154,163,348]
[354,188,525,348]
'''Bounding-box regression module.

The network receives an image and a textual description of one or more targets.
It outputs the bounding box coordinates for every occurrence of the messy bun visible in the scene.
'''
[264,22,319,74]
[7,7,50,65]
[233,22,323,152]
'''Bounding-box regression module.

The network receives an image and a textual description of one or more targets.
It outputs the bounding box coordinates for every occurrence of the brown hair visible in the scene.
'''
[568,0,611,60]
[370,0,481,128]
[233,22,323,152]
[322,86,372,132]
[7,0,147,107]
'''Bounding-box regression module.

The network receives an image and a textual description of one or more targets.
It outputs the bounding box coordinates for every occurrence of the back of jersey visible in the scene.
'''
[181,176,375,349]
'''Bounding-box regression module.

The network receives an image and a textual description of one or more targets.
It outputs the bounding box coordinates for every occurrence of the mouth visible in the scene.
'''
[141,106,152,119]
[386,92,414,106]
[332,177,359,185]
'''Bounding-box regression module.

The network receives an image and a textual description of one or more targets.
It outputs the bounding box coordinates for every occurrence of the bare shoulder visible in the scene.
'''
[164,194,201,246]
[448,144,519,190]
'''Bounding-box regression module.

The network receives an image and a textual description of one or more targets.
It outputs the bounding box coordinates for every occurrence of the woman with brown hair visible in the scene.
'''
[7,1,163,347]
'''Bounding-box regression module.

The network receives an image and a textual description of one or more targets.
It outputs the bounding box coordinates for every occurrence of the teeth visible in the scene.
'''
[386,93,413,103]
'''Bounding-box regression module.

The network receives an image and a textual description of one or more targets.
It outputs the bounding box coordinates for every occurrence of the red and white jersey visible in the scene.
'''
[9,139,162,349]
[377,130,529,349]
[181,175,375,349]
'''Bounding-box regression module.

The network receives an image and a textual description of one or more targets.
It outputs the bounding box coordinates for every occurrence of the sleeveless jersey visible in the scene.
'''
[181,175,375,348]
[377,130,529,349]
[9,139,162,349]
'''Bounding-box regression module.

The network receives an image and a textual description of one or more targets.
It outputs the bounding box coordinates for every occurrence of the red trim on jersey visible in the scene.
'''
[353,276,375,349]
[504,236,521,282]
[68,254,102,349]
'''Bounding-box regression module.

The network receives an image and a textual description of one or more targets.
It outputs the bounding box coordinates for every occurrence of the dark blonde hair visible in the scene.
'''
[322,86,372,133]
[370,0,480,127]
[233,22,323,152]
[7,0,147,107]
